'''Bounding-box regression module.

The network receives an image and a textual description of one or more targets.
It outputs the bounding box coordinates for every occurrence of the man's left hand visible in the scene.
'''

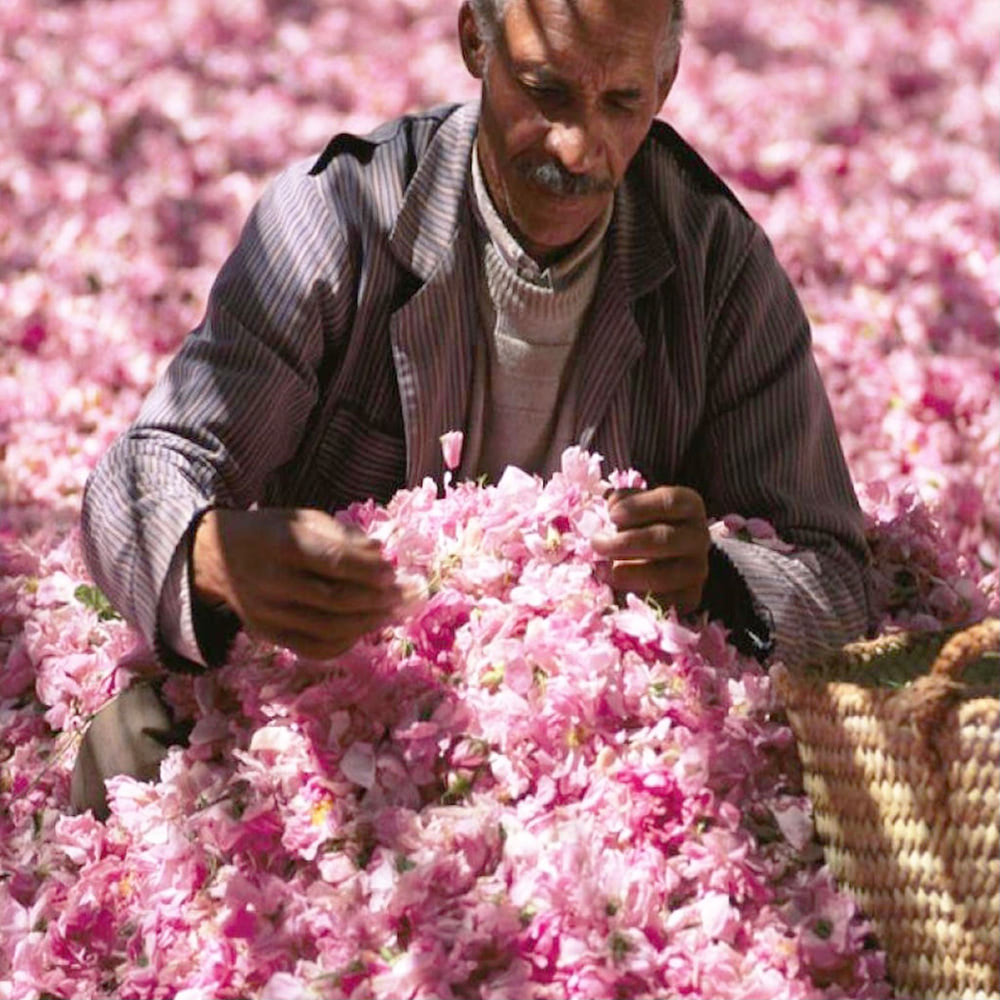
[591,486,710,614]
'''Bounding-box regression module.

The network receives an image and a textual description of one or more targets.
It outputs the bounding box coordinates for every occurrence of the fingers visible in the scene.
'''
[607,556,706,594]
[592,519,708,563]
[607,485,706,529]
[272,633,357,661]
[289,573,409,616]
[259,608,399,661]
[593,485,709,565]
[594,486,710,615]
[284,511,397,588]
[605,561,705,614]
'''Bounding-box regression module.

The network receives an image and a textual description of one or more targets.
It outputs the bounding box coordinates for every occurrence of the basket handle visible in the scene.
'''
[886,618,998,783]
[928,617,999,681]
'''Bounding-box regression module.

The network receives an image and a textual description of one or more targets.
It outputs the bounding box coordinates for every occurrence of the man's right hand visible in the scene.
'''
[192,507,411,661]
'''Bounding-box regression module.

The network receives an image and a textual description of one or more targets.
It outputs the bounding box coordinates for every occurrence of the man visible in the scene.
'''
[72,0,872,817]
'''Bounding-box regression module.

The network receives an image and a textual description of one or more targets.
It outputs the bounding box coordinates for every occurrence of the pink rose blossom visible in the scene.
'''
[440,430,464,471]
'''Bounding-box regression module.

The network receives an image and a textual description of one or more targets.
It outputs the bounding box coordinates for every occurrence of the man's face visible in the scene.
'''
[460,0,677,264]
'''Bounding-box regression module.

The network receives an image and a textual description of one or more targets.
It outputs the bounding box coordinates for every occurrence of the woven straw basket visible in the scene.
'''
[773,618,1000,1000]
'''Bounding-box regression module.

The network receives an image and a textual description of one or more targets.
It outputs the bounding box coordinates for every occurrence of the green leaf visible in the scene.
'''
[442,773,472,804]
[73,584,122,621]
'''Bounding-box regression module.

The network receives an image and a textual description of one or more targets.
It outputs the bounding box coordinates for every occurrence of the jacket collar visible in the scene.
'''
[388,103,480,282]
[611,151,678,300]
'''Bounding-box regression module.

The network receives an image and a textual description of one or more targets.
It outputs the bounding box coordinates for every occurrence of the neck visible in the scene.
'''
[473,139,612,277]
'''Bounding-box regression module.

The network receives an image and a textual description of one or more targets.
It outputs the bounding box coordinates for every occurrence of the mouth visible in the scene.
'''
[517,160,613,200]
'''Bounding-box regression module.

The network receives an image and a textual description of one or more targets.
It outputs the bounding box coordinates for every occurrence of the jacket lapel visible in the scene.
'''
[387,105,481,486]
[574,166,676,472]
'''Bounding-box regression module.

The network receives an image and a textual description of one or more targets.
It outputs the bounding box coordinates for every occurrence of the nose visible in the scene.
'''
[545,117,604,176]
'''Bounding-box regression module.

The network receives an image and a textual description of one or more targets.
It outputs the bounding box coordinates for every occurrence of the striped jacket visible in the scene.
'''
[81,101,872,669]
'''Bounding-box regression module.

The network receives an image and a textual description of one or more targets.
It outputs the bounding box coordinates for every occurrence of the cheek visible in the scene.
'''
[609,122,652,178]
[483,84,545,159]
[506,117,549,161]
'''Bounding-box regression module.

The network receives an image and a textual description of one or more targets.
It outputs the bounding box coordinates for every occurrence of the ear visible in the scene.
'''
[656,52,680,109]
[458,2,488,79]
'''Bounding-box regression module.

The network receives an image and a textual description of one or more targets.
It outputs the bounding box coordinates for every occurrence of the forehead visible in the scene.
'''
[500,0,669,79]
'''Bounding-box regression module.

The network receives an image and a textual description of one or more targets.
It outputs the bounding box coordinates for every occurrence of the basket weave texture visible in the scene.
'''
[774,618,1000,1000]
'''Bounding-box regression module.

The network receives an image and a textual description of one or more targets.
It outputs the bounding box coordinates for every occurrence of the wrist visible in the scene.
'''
[191,508,231,609]
[699,542,774,662]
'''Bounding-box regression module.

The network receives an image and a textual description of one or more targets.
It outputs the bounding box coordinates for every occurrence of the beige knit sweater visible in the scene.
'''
[460,147,611,483]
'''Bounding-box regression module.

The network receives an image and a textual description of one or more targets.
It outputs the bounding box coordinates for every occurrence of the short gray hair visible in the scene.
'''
[468,0,685,72]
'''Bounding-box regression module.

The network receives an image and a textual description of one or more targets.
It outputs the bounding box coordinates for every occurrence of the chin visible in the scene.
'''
[533,232,587,256]
[521,218,595,256]
[514,202,592,243]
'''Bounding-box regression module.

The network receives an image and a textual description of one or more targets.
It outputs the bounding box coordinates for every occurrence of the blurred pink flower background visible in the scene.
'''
[1,0,996,997]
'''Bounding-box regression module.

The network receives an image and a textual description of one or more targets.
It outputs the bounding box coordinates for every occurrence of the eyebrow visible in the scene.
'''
[514,62,645,100]
[513,62,564,85]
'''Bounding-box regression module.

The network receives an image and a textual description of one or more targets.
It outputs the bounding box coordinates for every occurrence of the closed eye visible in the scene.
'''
[606,90,643,112]
[522,79,569,103]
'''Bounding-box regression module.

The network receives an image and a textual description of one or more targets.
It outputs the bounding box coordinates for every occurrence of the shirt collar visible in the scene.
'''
[471,140,612,291]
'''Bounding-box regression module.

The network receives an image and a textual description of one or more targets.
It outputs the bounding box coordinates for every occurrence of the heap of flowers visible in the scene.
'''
[2,441,894,999]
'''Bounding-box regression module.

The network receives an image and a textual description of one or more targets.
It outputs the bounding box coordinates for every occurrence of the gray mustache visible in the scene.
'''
[519,160,613,197]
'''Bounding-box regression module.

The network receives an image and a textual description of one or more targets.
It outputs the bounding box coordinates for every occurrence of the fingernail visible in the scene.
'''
[607,487,637,504]
[609,504,630,524]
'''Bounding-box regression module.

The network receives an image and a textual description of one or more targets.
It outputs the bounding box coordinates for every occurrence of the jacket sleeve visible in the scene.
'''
[80,161,351,669]
[690,225,874,666]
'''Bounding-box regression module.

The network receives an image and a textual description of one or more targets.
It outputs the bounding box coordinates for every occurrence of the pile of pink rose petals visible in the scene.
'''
[1,0,996,997]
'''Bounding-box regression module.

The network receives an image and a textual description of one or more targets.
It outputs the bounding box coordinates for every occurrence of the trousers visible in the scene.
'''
[69,681,191,821]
